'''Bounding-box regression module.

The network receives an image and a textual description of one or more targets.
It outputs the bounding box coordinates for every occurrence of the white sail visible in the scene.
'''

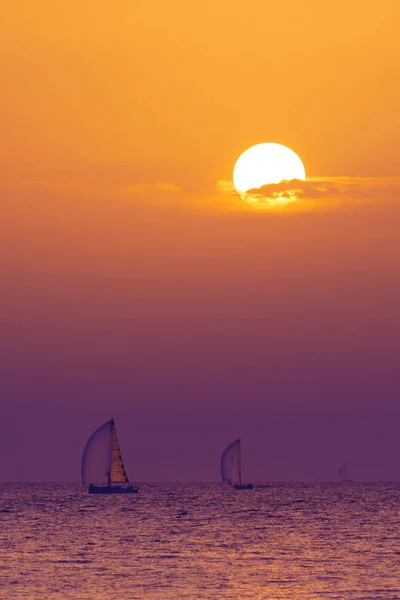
[81,419,129,486]
[221,439,241,486]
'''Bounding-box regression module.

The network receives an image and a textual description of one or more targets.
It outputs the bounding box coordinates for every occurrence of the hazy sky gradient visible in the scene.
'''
[1,1,399,480]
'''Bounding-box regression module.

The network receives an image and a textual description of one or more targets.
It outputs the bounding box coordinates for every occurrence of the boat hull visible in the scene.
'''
[88,484,139,494]
[234,484,253,490]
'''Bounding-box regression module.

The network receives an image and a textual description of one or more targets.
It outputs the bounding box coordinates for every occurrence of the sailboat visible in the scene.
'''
[338,463,349,482]
[220,438,253,490]
[81,418,139,494]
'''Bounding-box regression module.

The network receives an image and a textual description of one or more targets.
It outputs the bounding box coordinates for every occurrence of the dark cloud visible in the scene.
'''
[217,177,400,210]
[246,178,360,201]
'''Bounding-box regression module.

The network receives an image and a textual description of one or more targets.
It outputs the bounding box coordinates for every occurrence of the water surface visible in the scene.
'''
[1,482,399,599]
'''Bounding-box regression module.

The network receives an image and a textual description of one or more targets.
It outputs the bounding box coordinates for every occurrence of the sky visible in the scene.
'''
[1,1,400,481]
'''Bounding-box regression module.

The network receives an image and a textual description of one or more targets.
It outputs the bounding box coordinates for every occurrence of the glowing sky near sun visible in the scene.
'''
[1,1,399,184]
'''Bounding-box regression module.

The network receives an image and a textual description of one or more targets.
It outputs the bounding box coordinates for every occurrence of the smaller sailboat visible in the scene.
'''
[221,438,253,490]
[338,463,349,482]
[81,418,138,494]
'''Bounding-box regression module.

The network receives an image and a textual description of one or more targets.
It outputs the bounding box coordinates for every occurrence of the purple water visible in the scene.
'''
[1,482,399,599]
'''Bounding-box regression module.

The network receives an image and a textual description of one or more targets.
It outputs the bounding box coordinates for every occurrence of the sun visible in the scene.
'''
[233,143,306,204]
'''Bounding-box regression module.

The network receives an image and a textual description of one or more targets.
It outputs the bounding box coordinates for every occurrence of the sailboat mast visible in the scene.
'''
[110,418,129,484]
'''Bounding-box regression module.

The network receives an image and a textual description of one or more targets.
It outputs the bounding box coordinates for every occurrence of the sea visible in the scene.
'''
[1,482,399,599]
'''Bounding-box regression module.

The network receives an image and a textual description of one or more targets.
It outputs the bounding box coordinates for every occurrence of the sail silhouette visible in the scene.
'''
[338,463,348,482]
[81,418,138,494]
[220,439,253,490]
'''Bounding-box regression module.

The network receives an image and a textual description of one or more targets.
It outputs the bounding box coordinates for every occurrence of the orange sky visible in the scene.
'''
[1,0,399,193]
[1,2,400,480]
[1,0,400,411]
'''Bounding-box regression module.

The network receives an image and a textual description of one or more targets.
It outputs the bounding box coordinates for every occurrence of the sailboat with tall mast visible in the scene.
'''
[338,463,349,482]
[81,418,138,494]
[220,438,253,490]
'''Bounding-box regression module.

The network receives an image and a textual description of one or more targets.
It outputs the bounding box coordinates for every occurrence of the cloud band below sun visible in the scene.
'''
[216,177,400,210]
[243,178,361,205]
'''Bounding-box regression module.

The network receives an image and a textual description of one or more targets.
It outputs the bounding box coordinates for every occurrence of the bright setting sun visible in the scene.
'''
[233,143,306,204]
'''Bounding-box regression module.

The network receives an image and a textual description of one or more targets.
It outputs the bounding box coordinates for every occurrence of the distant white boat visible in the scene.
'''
[81,418,138,494]
[338,463,349,482]
[221,438,253,490]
